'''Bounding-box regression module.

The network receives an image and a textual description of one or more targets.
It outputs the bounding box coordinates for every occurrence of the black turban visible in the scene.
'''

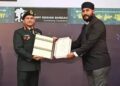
[81,2,94,10]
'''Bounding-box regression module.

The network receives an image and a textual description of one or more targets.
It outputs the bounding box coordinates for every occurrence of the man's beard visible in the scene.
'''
[82,14,93,22]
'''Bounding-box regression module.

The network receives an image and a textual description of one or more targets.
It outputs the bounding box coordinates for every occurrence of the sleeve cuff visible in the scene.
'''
[73,52,79,57]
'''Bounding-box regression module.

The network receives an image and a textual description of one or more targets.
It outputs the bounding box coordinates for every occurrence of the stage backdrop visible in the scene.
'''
[0,22,120,86]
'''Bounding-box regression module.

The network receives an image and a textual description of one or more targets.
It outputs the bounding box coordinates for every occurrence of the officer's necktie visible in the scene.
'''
[30,29,34,35]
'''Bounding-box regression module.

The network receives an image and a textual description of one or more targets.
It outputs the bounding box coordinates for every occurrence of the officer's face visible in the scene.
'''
[82,8,94,22]
[23,15,35,27]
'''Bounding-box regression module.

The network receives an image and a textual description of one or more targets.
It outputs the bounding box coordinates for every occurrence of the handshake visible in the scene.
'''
[32,34,76,61]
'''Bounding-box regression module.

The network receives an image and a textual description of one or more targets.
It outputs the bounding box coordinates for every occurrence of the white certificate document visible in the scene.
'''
[32,34,54,59]
[54,37,72,59]
[32,34,72,59]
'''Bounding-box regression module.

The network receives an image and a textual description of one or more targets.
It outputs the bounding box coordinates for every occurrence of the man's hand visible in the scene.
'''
[32,55,44,61]
[67,52,75,59]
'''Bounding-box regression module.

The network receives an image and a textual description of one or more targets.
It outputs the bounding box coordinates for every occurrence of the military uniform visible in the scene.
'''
[13,27,42,86]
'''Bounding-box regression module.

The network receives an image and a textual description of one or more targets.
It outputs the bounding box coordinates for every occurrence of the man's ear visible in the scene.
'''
[92,10,95,14]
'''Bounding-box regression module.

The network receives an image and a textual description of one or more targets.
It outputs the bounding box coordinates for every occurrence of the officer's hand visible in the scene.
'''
[52,37,58,42]
[32,55,44,61]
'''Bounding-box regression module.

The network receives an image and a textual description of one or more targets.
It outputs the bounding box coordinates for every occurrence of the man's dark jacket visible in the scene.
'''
[72,16,111,70]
